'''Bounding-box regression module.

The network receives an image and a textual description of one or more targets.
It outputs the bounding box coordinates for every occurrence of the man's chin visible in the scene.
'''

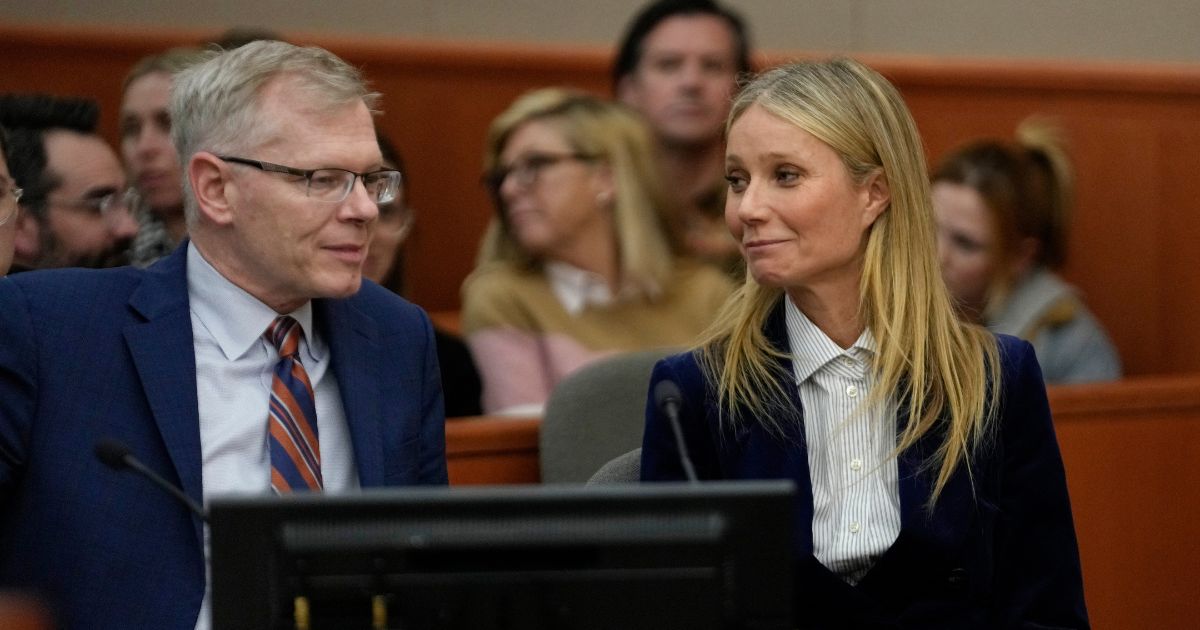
[319,274,364,299]
[48,242,133,270]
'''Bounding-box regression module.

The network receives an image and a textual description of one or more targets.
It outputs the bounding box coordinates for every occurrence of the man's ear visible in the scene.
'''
[189,152,235,226]
[861,169,891,226]
[616,74,638,107]
[12,209,41,261]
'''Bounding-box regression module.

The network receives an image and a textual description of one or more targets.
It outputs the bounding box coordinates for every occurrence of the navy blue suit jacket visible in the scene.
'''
[0,245,448,629]
[642,304,1088,629]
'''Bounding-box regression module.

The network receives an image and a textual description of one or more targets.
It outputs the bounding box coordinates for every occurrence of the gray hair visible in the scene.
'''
[170,40,380,224]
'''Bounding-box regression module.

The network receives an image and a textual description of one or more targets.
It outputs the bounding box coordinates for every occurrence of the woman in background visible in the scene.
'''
[1,125,19,275]
[367,131,483,417]
[464,89,733,415]
[119,47,204,267]
[641,59,1087,627]
[932,120,1120,383]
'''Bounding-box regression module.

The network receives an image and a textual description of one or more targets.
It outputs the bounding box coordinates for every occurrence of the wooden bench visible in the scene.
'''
[1050,374,1200,630]
[445,415,540,485]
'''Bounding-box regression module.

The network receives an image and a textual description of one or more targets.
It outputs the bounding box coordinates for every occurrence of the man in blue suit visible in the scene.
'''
[0,41,448,629]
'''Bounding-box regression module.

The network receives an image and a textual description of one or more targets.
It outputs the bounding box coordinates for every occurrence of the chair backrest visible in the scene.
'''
[539,348,675,483]
[586,448,642,485]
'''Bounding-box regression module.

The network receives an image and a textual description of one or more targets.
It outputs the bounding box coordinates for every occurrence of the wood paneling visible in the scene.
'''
[444,415,540,485]
[1050,375,1200,630]
[3,24,1198,374]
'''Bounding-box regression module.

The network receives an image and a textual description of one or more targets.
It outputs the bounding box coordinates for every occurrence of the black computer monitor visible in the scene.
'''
[209,481,794,629]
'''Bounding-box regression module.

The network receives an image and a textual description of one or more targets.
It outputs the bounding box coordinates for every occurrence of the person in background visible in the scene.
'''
[210,26,286,50]
[1,125,18,275]
[464,88,733,415]
[641,59,1088,627]
[614,0,751,273]
[120,47,206,267]
[0,94,138,272]
[0,41,447,629]
[931,119,1120,383]
[367,131,483,417]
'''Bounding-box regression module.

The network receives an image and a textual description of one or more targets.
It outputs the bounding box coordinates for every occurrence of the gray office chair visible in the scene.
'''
[586,448,642,485]
[539,349,674,484]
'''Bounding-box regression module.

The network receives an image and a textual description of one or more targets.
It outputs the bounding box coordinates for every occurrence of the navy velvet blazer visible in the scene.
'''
[0,245,448,629]
[641,304,1089,629]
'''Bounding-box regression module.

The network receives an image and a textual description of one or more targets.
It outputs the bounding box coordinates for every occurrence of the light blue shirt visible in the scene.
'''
[186,242,358,630]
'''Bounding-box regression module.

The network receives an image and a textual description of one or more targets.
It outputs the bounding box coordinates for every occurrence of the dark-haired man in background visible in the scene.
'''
[614,0,751,271]
[0,94,139,272]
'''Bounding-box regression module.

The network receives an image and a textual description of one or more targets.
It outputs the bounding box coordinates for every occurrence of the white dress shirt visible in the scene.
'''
[784,297,900,584]
[187,242,359,630]
[544,260,655,316]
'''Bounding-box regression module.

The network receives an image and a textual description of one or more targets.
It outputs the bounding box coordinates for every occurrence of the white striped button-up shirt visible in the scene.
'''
[784,298,901,584]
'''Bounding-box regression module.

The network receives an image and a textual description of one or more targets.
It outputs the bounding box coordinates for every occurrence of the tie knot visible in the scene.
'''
[266,316,302,358]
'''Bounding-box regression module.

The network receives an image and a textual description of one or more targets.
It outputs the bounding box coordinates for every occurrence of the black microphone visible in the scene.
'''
[95,438,207,522]
[653,380,698,483]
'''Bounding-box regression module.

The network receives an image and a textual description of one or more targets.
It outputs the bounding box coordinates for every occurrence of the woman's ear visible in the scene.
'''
[861,169,891,226]
[1011,236,1041,277]
[189,152,235,226]
[592,163,617,209]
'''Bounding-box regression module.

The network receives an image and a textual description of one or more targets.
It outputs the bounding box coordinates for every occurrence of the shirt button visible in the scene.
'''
[840,357,854,367]
[846,384,858,398]
[849,521,861,534]
[850,458,862,472]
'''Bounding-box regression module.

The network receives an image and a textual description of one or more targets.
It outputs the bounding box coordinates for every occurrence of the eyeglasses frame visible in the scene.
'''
[0,180,22,226]
[216,155,402,205]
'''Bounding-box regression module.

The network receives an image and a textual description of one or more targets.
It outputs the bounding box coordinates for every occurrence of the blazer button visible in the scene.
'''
[947,567,967,586]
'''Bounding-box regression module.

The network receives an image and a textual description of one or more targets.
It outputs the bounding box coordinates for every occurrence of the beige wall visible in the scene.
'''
[2,0,1199,63]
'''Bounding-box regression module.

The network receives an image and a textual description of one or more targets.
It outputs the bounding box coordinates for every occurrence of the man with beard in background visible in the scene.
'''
[0,94,138,272]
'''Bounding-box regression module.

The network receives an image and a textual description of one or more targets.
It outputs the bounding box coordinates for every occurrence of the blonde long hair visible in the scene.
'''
[477,88,675,298]
[700,59,1000,504]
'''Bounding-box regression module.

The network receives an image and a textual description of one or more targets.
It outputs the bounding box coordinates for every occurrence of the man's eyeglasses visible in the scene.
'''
[0,179,22,226]
[217,156,402,205]
[47,188,140,224]
[481,152,598,197]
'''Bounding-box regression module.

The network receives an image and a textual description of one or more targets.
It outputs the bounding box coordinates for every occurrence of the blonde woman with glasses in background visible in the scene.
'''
[464,89,733,415]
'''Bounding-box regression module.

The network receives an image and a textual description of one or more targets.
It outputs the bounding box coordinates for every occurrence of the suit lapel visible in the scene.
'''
[761,301,818,554]
[894,404,976,556]
[123,246,204,544]
[317,298,385,487]
[761,301,975,558]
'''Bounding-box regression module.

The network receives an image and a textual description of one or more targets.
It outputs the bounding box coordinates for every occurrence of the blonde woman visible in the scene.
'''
[641,60,1087,627]
[463,89,733,414]
[932,120,1120,383]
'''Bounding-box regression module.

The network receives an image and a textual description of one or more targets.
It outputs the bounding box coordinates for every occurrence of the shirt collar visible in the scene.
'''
[186,242,323,362]
[784,296,876,384]
[544,260,617,316]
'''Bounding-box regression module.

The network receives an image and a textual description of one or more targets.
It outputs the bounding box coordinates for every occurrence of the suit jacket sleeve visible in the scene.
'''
[640,352,722,482]
[993,337,1090,628]
[415,308,449,484]
[0,279,35,499]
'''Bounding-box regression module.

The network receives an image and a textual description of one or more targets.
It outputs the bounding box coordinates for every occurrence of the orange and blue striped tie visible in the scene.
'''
[265,316,323,493]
